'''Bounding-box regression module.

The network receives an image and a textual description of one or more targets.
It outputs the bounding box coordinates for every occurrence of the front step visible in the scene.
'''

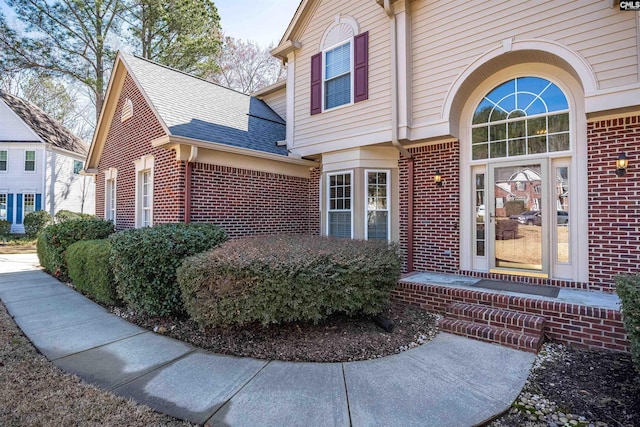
[439,303,545,353]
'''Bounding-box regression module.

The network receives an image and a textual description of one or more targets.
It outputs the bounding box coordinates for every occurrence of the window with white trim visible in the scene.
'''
[134,156,154,228]
[324,41,352,110]
[73,160,83,174]
[0,151,7,171]
[0,193,7,220]
[23,193,35,216]
[327,172,352,238]
[104,168,117,224]
[366,170,389,240]
[25,151,35,172]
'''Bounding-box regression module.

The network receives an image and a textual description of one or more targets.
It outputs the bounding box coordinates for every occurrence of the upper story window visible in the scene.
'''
[73,160,83,174]
[311,16,368,115]
[25,150,35,172]
[471,77,570,160]
[0,151,7,171]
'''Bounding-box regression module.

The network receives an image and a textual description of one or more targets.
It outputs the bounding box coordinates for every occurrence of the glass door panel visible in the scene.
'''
[491,163,544,272]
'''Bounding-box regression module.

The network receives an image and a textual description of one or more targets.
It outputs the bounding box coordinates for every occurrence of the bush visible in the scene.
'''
[37,218,115,280]
[0,220,10,240]
[23,210,52,239]
[110,223,227,316]
[496,219,519,240]
[55,210,94,223]
[505,200,526,217]
[67,239,119,305]
[617,275,640,373]
[178,235,402,328]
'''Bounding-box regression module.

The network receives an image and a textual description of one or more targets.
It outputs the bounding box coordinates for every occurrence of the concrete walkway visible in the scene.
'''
[0,254,536,426]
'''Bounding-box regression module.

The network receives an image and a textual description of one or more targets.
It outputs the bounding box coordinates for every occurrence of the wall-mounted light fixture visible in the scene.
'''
[434,170,443,187]
[616,152,629,177]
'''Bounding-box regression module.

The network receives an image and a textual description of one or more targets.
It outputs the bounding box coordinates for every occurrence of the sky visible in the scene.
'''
[215,0,301,48]
[1,0,302,49]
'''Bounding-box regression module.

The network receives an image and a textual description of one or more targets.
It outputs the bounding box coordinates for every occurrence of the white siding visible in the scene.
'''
[0,101,42,142]
[291,0,392,155]
[412,0,638,124]
[261,88,287,120]
[45,149,95,216]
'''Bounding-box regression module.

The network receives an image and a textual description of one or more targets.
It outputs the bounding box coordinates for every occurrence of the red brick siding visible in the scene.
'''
[399,142,460,273]
[96,74,184,229]
[189,163,313,238]
[587,116,640,291]
[393,280,629,352]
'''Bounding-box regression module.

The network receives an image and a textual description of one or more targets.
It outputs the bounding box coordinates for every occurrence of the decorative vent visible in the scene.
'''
[121,98,133,122]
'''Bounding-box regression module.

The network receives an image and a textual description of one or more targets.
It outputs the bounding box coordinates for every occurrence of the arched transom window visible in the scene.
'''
[471,77,569,160]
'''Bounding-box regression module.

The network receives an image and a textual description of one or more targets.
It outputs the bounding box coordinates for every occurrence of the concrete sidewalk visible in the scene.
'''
[0,254,535,426]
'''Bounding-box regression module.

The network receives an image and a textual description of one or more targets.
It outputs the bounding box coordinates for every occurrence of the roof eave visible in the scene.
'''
[270,40,302,63]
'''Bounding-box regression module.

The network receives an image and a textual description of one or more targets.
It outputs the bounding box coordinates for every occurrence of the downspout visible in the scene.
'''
[183,146,198,224]
[382,0,414,272]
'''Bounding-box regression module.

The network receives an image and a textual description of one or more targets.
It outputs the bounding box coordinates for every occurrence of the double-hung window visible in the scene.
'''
[25,151,35,172]
[324,41,352,110]
[0,194,7,221]
[0,151,7,171]
[311,31,368,115]
[140,170,152,227]
[366,171,390,240]
[327,172,352,238]
[106,178,116,223]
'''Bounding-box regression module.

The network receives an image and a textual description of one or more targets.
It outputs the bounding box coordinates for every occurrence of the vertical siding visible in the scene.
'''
[412,0,638,124]
[292,0,391,151]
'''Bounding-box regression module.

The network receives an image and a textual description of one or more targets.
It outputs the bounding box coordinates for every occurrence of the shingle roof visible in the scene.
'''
[121,53,287,156]
[0,90,88,156]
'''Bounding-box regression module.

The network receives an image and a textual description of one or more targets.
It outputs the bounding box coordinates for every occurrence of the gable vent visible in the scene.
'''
[121,98,133,122]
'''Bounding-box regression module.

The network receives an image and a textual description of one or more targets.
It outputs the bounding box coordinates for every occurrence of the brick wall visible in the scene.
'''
[399,142,460,273]
[587,116,640,291]
[393,281,629,352]
[189,163,314,238]
[96,74,183,230]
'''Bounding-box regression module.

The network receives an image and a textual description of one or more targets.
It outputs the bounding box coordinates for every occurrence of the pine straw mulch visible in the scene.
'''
[0,302,192,427]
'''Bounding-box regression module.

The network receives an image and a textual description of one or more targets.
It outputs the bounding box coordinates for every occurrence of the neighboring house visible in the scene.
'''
[90,1,638,351]
[84,53,318,237]
[0,91,95,233]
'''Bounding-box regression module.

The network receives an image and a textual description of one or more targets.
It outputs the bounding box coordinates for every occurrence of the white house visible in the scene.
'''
[0,91,95,233]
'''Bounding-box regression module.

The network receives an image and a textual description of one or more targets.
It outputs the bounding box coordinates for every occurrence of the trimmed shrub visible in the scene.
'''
[55,210,94,223]
[496,219,519,240]
[617,275,640,373]
[67,239,119,305]
[24,210,52,239]
[110,223,227,316]
[0,220,10,240]
[178,235,402,327]
[37,218,115,280]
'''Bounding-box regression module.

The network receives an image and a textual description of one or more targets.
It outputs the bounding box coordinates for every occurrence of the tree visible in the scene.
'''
[126,0,222,76]
[0,0,125,121]
[211,37,286,94]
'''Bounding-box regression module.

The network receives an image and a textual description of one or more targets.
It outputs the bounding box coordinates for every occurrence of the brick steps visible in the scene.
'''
[439,302,545,353]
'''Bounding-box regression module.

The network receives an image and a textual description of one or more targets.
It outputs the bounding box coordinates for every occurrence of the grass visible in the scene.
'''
[0,301,192,426]
[0,236,37,254]
[496,224,569,266]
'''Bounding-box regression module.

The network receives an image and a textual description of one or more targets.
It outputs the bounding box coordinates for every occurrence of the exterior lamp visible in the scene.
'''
[616,152,629,177]
[434,171,443,187]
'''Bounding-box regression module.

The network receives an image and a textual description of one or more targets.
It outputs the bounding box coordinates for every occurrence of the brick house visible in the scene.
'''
[1,91,94,233]
[88,1,639,352]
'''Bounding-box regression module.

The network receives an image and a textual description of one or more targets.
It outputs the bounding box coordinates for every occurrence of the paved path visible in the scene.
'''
[0,254,535,426]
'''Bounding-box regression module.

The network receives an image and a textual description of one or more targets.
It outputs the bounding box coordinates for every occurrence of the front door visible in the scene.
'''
[488,161,549,277]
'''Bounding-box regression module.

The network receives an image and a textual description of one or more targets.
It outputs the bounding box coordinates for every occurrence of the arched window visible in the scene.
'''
[471,77,569,160]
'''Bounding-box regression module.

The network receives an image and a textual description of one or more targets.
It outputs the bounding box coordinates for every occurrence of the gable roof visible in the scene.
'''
[124,53,286,154]
[0,90,88,155]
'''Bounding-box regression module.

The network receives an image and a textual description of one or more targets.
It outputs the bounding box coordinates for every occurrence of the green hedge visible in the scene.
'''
[109,223,227,316]
[37,218,115,280]
[55,210,94,223]
[617,275,640,373]
[178,235,402,327]
[0,220,10,240]
[24,210,52,239]
[67,239,118,305]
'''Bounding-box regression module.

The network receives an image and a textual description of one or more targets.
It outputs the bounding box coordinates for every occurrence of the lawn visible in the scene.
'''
[0,236,37,254]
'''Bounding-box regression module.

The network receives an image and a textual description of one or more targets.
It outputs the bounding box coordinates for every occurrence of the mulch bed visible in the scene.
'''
[111,303,440,363]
